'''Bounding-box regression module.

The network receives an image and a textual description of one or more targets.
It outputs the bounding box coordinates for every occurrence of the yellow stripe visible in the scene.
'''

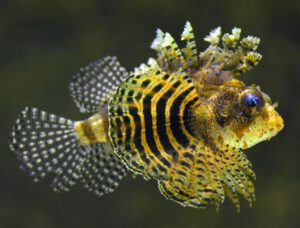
[151,80,175,163]
[179,89,198,143]
[138,80,157,167]
[165,79,191,152]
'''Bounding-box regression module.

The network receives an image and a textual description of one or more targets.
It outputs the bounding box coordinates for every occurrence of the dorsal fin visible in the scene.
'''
[150,29,186,72]
[69,56,128,113]
[181,21,198,68]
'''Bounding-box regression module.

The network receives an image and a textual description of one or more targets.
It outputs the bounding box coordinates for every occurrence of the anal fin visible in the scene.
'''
[81,143,127,196]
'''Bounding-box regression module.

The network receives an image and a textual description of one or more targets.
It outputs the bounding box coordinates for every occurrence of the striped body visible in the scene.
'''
[109,68,200,179]
[107,68,256,208]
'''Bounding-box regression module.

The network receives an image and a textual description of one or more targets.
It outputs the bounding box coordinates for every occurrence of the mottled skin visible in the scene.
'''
[190,68,283,151]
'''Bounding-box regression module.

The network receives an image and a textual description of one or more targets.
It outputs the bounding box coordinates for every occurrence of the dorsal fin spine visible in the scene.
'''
[181,21,198,67]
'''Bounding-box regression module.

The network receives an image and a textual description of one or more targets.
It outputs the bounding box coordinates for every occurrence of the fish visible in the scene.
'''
[9,22,284,211]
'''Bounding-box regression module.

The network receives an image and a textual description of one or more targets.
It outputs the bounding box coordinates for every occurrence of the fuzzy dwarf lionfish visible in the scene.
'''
[10,22,284,211]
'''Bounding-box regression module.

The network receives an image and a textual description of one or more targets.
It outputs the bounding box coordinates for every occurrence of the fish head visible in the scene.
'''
[205,82,284,150]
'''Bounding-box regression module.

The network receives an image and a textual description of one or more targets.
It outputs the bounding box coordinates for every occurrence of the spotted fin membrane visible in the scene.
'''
[10,57,128,196]
[69,56,128,113]
[10,107,85,192]
[80,143,126,196]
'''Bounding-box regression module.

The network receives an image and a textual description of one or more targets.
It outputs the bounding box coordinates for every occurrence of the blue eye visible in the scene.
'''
[243,93,262,108]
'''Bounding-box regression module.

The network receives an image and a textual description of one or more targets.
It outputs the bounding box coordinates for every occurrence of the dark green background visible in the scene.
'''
[1,0,299,227]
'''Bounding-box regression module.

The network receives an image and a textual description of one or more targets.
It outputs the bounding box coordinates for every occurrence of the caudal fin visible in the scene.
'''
[10,107,86,192]
[9,107,127,194]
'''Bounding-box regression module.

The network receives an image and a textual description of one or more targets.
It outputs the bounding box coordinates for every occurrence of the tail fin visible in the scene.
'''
[10,107,86,192]
[9,107,127,194]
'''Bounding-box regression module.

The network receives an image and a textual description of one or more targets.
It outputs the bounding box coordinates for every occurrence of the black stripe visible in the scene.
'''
[183,96,199,137]
[160,182,185,203]
[128,106,150,165]
[143,84,171,168]
[128,90,134,96]
[174,178,185,186]
[123,116,131,143]
[118,88,126,97]
[141,80,151,88]
[179,190,192,199]
[183,152,194,160]
[156,83,179,160]
[180,160,191,168]
[115,117,123,145]
[173,81,181,89]
[157,163,168,173]
[163,74,170,80]
[151,166,159,175]
[169,87,194,147]
[176,170,187,177]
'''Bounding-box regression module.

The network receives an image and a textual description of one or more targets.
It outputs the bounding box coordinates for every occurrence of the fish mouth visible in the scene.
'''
[263,103,284,137]
[270,114,284,133]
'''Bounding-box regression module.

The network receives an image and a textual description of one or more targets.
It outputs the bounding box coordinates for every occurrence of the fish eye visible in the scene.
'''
[243,93,263,108]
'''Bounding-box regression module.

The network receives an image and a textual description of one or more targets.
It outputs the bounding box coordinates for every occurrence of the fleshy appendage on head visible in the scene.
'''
[199,26,262,75]
[190,26,263,97]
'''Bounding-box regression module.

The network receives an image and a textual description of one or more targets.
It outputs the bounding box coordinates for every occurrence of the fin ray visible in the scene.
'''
[151,30,185,72]
[81,143,127,196]
[157,144,255,210]
[69,56,128,113]
[10,107,86,192]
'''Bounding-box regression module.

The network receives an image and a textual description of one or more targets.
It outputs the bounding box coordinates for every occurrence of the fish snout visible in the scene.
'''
[263,104,284,136]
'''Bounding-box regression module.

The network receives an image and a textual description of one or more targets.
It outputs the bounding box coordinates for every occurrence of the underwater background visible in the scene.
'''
[0,0,299,227]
